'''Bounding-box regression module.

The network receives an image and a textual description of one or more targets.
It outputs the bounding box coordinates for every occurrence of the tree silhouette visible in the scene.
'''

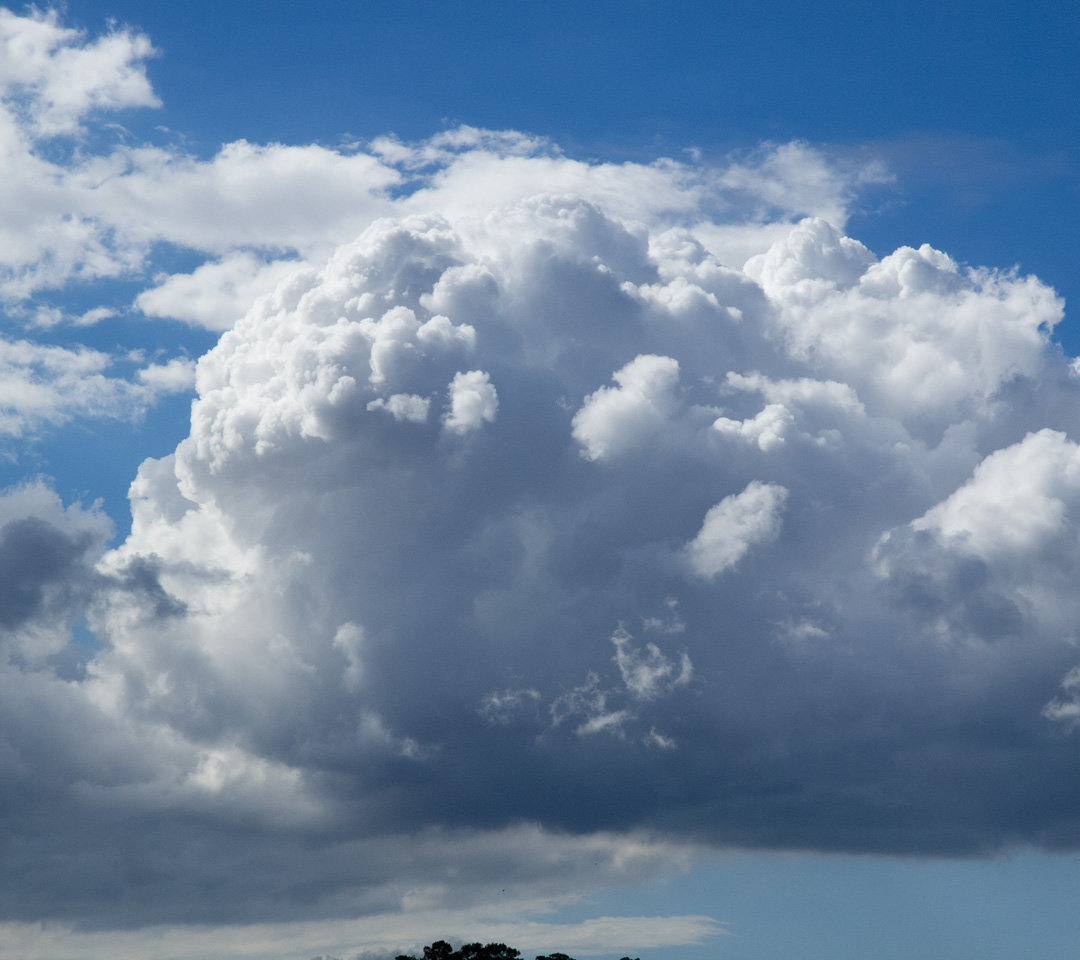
[396,941,638,960]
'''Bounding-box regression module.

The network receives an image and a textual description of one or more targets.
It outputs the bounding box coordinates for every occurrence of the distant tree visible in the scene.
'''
[396,941,520,960]
[459,944,521,960]
[536,953,639,960]
[396,941,640,960]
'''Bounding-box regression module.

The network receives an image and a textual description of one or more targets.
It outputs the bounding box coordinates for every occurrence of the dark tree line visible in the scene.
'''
[395,940,639,960]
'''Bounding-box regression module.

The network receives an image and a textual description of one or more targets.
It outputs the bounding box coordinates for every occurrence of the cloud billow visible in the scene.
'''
[90,191,1080,861]
[4,6,1080,937]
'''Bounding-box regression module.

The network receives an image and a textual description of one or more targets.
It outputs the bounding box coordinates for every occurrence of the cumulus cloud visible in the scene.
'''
[745,218,1062,424]
[73,168,1075,898]
[873,428,1080,644]
[0,7,158,138]
[8,4,1080,943]
[572,355,681,461]
[135,356,197,392]
[0,337,194,437]
[443,369,498,433]
[367,392,431,423]
[134,253,304,331]
[911,428,1080,558]
[682,481,789,578]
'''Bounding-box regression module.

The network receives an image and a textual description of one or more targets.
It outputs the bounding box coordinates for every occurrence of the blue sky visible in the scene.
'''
[3,3,1080,959]
[67,0,1080,332]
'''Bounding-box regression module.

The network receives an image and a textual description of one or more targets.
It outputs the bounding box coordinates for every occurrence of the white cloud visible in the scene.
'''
[909,429,1080,559]
[682,481,789,578]
[541,626,691,740]
[712,402,794,451]
[872,429,1080,644]
[135,253,303,331]
[418,313,477,351]
[135,356,196,392]
[0,7,158,139]
[724,371,865,415]
[611,626,692,700]
[444,369,498,433]
[716,140,892,229]
[572,355,681,460]
[712,372,867,451]
[748,219,1063,427]
[367,393,431,423]
[0,336,192,437]
[0,134,400,303]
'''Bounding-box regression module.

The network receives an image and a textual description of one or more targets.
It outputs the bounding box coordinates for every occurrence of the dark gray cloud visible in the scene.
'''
[0,516,95,630]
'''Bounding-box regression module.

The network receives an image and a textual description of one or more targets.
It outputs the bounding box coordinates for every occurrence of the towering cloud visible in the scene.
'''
[2,6,1080,942]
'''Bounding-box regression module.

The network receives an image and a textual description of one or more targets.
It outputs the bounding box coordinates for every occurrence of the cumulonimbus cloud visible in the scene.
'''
[4,5,1080,940]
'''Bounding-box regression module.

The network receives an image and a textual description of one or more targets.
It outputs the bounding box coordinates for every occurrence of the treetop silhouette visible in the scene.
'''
[395,940,639,960]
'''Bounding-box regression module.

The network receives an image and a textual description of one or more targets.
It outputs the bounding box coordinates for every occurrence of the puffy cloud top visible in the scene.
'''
[82,183,1079,885]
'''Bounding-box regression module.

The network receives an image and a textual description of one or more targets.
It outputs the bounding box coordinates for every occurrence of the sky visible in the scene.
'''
[2,2,1080,959]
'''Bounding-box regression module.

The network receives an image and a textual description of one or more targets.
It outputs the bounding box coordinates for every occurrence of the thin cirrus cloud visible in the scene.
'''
[4,4,1080,953]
